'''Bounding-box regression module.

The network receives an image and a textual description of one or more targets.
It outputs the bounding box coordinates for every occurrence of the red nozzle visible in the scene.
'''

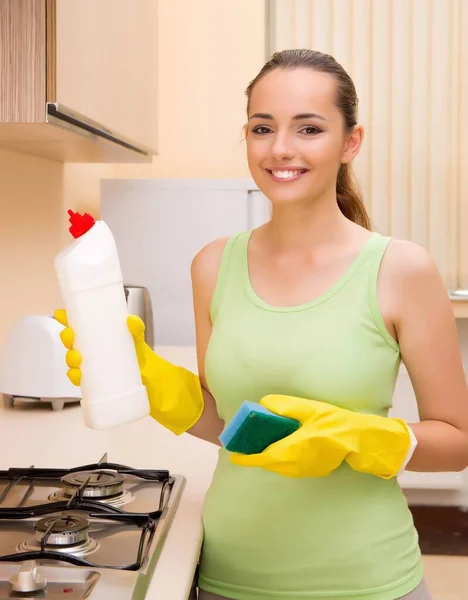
[67,209,96,239]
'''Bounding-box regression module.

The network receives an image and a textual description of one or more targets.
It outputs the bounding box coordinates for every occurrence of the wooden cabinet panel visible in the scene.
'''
[53,0,158,152]
[0,0,157,162]
[0,0,46,122]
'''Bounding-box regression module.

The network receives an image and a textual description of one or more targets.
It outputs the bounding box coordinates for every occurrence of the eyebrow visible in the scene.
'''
[248,112,327,122]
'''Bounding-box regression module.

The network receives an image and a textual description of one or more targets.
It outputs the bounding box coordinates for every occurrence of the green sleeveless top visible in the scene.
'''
[199,231,423,600]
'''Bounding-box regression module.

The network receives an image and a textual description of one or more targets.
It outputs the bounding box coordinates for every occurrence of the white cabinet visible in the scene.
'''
[101,179,267,346]
[249,190,271,228]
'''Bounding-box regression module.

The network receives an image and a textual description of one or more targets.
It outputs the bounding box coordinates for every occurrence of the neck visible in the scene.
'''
[264,190,354,253]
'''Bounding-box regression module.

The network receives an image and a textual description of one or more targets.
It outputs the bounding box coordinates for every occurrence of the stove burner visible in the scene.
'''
[17,515,100,557]
[17,536,99,558]
[62,470,124,498]
[48,470,134,507]
[0,455,177,575]
[48,487,134,508]
[35,515,89,546]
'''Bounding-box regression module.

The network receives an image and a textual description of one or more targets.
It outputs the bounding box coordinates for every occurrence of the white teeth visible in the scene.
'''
[271,170,302,179]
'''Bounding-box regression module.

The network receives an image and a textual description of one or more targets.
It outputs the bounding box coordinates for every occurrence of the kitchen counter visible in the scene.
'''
[0,346,218,600]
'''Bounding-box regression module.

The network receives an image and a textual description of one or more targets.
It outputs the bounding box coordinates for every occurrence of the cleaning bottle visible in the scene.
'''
[54,209,150,430]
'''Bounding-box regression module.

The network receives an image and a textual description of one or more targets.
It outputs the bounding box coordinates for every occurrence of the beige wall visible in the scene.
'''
[0,0,265,347]
[115,0,265,179]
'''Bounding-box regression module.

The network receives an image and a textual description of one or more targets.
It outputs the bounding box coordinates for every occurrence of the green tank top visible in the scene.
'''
[199,231,423,600]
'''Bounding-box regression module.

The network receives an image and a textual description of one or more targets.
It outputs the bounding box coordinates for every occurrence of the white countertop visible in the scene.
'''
[0,346,218,600]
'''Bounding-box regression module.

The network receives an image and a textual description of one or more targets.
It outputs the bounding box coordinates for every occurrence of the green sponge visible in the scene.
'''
[218,401,300,455]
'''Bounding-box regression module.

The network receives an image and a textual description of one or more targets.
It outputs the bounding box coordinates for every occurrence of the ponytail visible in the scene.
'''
[336,164,371,230]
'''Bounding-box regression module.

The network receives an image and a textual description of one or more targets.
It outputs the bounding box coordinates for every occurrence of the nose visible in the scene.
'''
[270,131,296,161]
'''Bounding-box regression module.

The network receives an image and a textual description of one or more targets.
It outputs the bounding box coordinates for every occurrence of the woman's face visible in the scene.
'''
[245,68,363,206]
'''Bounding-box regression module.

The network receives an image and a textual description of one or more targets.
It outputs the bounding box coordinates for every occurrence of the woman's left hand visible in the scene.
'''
[229,394,412,479]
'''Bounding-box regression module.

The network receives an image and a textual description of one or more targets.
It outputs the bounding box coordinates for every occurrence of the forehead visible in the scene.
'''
[248,68,339,119]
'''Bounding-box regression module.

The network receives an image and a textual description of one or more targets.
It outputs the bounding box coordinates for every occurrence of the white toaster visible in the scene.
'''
[0,315,82,410]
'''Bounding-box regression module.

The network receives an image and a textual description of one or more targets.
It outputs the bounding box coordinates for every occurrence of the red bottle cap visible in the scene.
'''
[67,209,96,239]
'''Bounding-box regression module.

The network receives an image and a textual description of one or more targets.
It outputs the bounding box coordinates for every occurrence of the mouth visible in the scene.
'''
[266,168,309,183]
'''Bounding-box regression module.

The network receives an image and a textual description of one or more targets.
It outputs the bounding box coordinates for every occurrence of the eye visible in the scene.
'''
[300,126,321,135]
[251,125,272,135]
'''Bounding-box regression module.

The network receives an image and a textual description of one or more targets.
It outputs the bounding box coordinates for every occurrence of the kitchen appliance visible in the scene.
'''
[0,286,153,411]
[124,285,154,348]
[0,452,185,598]
[0,315,81,411]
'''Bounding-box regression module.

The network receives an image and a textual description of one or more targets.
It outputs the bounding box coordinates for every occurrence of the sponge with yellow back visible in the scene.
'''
[219,401,300,455]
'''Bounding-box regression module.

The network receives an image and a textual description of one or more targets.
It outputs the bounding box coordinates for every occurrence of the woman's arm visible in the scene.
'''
[382,240,468,472]
[186,238,228,446]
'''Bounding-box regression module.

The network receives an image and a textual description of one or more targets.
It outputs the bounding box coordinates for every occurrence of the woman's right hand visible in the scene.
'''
[54,309,146,386]
[53,309,205,435]
[54,309,84,386]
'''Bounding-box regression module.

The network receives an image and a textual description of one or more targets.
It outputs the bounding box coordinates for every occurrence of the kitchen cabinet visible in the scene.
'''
[451,298,468,319]
[0,0,157,162]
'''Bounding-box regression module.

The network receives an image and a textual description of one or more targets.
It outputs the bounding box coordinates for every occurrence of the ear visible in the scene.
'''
[243,122,249,140]
[341,124,364,164]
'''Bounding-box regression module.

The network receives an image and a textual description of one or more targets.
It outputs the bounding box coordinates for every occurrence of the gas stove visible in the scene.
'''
[0,453,186,598]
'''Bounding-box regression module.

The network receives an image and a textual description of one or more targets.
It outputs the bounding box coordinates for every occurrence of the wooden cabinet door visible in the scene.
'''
[0,0,156,162]
[52,0,158,151]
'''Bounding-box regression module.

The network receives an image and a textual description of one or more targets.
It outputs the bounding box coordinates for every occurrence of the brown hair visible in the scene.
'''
[245,49,371,230]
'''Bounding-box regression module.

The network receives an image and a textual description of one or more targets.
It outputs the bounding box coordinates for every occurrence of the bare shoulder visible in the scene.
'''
[379,238,451,325]
[381,238,443,288]
[190,237,231,311]
[381,239,437,275]
[191,237,230,285]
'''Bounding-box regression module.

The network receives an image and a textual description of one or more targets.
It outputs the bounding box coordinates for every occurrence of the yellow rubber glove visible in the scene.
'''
[54,310,204,435]
[230,394,412,479]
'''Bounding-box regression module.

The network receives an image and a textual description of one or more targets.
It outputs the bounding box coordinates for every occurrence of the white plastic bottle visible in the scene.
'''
[54,209,150,430]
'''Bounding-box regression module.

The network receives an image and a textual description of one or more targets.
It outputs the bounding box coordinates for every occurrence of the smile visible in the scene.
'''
[266,169,309,182]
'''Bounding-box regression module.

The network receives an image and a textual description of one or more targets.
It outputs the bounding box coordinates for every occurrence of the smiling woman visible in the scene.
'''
[55,48,468,600]
[194,49,468,600]
[244,49,370,229]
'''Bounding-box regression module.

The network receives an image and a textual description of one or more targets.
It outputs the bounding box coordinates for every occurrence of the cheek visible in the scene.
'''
[299,136,343,167]
[246,138,267,168]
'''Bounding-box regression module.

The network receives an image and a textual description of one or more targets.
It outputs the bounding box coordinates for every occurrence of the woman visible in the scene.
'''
[56,49,468,600]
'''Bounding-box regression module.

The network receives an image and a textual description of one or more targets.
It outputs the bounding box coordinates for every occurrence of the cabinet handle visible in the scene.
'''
[448,290,468,301]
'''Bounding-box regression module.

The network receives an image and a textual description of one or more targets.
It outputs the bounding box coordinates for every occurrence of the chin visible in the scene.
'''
[256,179,314,206]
